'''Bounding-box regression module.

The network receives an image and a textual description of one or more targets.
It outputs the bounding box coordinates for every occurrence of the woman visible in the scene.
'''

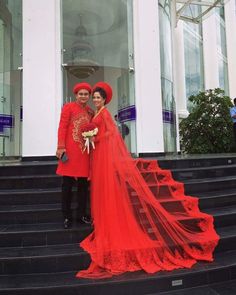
[76,82,219,279]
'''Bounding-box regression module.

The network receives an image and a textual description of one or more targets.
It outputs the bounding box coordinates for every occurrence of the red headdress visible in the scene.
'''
[73,82,92,95]
[92,82,113,104]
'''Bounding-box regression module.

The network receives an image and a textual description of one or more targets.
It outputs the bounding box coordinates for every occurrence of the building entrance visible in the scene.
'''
[61,0,137,154]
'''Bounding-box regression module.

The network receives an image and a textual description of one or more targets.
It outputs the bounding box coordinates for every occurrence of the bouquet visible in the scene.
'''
[81,122,98,154]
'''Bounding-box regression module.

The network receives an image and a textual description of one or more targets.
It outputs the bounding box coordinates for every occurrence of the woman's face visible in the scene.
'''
[93,91,106,109]
[75,89,90,105]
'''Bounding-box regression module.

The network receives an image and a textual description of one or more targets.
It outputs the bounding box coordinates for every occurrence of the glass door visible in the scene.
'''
[61,0,137,154]
[0,0,22,160]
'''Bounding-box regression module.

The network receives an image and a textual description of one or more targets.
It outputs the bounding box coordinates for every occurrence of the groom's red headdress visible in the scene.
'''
[73,82,92,94]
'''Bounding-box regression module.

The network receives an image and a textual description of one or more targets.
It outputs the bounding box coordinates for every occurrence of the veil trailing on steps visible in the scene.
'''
[76,107,219,279]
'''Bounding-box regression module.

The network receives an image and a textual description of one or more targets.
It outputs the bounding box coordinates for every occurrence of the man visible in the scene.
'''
[56,82,94,229]
[230,98,236,144]
[114,114,130,140]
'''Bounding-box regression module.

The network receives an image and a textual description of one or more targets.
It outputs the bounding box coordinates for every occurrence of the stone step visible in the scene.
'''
[0,219,234,252]
[184,175,236,194]
[0,248,235,295]
[147,278,236,295]
[171,164,236,181]
[1,187,236,210]
[140,164,236,181]
[204,205,236,228]
[1,158,236,184]
[0,244,89,275]
[158,155,236,169]
[0,200,235,227]
[0,223,91,248]
[198,190,236,209]
[0,175,61,190]
[0,161,57,176]
[0,224,234,275]
[0,188,62,205]
[1,172,236,194]
[0,157,235,294]
[1,155,236,177]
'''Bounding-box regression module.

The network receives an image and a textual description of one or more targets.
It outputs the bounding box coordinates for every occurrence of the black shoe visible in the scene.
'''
[77,215,91,225]
[63,218,72,229]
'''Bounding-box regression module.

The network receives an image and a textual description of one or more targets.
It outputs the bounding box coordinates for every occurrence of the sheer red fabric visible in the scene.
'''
[76,107,219,279]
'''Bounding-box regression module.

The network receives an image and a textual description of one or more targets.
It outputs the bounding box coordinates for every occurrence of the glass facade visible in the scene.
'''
[183,6,204,111]
[159,0,176,152]
[216,7,229,95]
[0,0,22,159]
[62,0,136,153]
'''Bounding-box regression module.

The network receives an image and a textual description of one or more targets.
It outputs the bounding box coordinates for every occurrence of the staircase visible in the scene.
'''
[0,155,236,295]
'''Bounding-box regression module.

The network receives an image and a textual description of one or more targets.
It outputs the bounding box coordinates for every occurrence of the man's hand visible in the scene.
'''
[56,148,66,159]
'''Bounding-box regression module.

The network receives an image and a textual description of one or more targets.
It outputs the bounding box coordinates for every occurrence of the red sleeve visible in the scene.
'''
[57,103,71,148]
[94,109,116,143]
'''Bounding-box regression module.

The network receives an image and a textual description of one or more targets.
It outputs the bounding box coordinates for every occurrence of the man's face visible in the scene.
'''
[76,89,90,105]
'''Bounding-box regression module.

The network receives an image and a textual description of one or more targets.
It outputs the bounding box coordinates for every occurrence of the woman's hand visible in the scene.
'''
[90,136,95,143]
[56,148,66,159]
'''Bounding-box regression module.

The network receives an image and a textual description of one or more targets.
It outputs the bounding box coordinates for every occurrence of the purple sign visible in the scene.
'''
[0,114,14,133]
[163,109,174,124]
[118,105,136,123]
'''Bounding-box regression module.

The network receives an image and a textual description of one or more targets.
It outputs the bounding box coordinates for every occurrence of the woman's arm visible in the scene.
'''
[94,109,116,143]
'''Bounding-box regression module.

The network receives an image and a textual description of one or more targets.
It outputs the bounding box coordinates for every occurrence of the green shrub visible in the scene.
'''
[179,88,235,154]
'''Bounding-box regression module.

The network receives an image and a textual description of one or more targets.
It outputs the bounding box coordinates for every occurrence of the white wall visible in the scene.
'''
[133,0,164,154]
[22,0,62,157]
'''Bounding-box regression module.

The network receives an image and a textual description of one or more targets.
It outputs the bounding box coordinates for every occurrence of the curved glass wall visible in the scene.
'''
[183,6,204,111]
[216,7,229,95]
[62,0,136,153]
[159,0,176,152]
[0,0,22,159]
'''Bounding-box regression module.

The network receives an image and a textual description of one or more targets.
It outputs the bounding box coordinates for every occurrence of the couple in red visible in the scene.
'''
[56,82,219,279]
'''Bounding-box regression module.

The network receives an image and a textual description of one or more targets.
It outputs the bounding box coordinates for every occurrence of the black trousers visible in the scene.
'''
[61,176,89,220]
[233,123,236,144]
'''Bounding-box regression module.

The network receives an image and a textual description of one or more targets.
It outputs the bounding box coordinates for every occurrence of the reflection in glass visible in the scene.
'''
[183,20,204,111]
[62,0,136,153]
[159,0,176,152]
[218,56,228,92]
[0,0,22,158]
[216,7,229,95]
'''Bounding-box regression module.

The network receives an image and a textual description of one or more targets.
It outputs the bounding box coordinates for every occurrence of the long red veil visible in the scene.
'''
[77,108,219,279]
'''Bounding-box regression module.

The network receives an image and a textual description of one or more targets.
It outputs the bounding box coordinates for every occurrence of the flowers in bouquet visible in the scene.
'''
[81,122,98,154]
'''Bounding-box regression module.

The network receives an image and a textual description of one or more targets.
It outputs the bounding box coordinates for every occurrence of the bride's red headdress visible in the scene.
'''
[93,82,113,104]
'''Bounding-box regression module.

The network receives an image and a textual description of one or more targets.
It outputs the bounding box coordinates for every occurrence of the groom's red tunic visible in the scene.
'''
[56,102,94,177]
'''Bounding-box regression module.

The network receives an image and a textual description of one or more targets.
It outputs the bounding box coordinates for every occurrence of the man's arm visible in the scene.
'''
[56,104,70,158]
[230,107,236,119]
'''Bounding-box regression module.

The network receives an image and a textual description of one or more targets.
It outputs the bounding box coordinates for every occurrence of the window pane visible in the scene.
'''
[0,0,22,158]
[159,0,176,152]
[215,7,229,95]
[183,22,204,110]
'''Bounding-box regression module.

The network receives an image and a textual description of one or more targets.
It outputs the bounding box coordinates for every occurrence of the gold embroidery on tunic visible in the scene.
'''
[72,114,90,151]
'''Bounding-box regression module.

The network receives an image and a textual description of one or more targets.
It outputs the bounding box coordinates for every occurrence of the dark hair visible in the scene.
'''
[234,98,236,106]
[93,87,107,100]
